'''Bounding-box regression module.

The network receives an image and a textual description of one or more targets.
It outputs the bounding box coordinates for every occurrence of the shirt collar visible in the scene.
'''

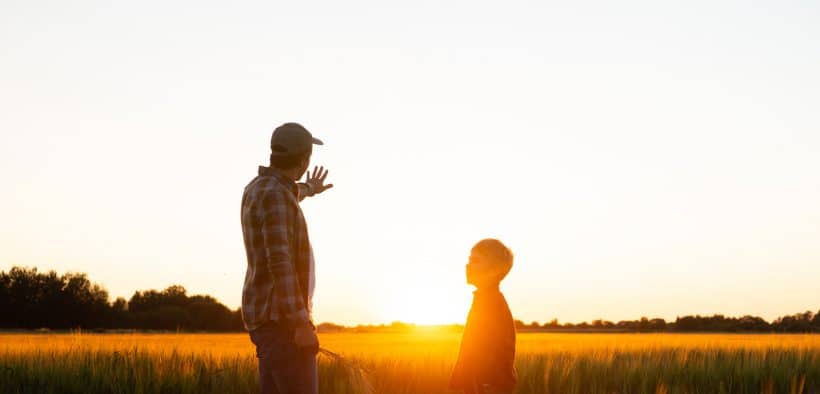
[258,165,298,194]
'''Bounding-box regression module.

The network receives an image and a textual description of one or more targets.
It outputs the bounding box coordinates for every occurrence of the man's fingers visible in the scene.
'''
[320,169,329,182]
[315,184,333,193]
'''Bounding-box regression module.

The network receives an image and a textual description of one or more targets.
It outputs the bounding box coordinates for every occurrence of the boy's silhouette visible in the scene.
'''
[450,239,517,394]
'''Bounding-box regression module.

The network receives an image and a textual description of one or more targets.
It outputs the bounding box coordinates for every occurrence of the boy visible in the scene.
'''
[449,239,517,394]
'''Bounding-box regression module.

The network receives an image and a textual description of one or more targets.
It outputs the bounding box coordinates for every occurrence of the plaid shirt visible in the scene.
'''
[241,166,312,331]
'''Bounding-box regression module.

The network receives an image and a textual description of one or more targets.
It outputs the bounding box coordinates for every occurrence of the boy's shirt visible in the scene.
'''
[449,286,517,392]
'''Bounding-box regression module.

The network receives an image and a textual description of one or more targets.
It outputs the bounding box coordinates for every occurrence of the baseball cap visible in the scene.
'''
[270,123,324,156]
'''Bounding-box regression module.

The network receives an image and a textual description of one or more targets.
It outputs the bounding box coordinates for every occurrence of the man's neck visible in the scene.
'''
[262,165,300,182]
[280,168,301,181]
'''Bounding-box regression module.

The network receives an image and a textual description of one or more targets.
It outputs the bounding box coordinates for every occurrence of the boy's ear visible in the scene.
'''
[493,265,510,282]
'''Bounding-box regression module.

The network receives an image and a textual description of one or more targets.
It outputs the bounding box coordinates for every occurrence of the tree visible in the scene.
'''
[649,318,667,331]
[813,310,820,330]
[0,267,109,329]
[773,311,814,333]
[617,320,639,330]
[317,322,345,332]
[737,315,769,331]
[0,266,243,331]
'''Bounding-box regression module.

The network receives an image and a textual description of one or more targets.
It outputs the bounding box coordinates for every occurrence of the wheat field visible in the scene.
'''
[1,332,818,393]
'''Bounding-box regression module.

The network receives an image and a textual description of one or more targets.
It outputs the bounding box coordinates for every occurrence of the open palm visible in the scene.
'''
[305,166,333,195]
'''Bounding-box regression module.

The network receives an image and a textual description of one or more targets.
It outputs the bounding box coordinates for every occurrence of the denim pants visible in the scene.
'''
[249,320,318,394]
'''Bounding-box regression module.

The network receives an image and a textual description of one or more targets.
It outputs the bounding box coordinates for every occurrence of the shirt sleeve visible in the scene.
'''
[260,188,309,323]
[296,183,310,201]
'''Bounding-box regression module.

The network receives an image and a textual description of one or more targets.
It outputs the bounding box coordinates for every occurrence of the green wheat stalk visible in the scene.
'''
[319,347,375,394]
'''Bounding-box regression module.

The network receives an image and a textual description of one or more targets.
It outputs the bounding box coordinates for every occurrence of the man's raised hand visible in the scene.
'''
[305,166,333,196]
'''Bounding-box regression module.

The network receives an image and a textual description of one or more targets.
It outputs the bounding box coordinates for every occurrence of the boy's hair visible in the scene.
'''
[472,238,514,280]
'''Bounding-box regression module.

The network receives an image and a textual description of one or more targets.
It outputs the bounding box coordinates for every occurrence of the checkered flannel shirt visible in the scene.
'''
[241,166,312,331]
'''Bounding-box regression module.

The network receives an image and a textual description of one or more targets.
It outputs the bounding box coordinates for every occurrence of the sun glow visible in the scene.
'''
[379,281,469,325]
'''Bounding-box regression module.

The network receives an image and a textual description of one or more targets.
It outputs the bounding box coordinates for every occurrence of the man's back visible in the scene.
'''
[240,168,311,331]
[243,123,328,394]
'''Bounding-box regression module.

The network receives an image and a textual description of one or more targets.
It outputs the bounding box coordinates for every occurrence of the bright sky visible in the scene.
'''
[1,1,818,326]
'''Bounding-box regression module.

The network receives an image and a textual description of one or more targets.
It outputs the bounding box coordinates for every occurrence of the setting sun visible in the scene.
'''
[383,292,466,326]
[378,274,469,325]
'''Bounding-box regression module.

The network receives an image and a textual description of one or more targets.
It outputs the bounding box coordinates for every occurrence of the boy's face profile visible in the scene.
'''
[466,238,513,288]
[465,251,499,287]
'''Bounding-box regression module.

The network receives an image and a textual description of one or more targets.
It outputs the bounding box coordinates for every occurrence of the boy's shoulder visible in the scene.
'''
[469,289,513,321]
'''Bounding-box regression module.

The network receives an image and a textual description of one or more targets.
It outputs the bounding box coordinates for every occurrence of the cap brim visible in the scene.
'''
[312,137,324,146]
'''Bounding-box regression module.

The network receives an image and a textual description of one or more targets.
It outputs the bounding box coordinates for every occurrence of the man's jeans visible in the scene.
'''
[249,320,318,394]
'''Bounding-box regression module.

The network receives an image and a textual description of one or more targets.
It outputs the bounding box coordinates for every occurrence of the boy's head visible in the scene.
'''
[466,238,513,288]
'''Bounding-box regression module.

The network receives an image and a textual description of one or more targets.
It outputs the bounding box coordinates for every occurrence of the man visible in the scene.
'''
[241,122,333,394]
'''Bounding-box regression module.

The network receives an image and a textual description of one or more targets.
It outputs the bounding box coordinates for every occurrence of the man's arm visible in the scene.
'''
[296,183,313,202]
[259,188,310,323]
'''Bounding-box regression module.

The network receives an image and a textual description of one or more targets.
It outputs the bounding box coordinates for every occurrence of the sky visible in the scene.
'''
[1,0,818,326]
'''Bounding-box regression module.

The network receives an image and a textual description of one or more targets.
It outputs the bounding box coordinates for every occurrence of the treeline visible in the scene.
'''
[0,266,242,331]
[321,313,820,334]
[514,312,820,333]
[1,266,818,333]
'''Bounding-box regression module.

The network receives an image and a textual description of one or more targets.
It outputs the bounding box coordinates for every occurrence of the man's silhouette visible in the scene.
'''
[241,123,332,394]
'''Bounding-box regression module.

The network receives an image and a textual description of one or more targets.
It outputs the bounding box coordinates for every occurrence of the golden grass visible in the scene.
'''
[4,331,816,355]
[1,332,818,393]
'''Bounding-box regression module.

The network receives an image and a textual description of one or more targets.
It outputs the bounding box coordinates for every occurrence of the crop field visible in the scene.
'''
[1,332,818,393]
